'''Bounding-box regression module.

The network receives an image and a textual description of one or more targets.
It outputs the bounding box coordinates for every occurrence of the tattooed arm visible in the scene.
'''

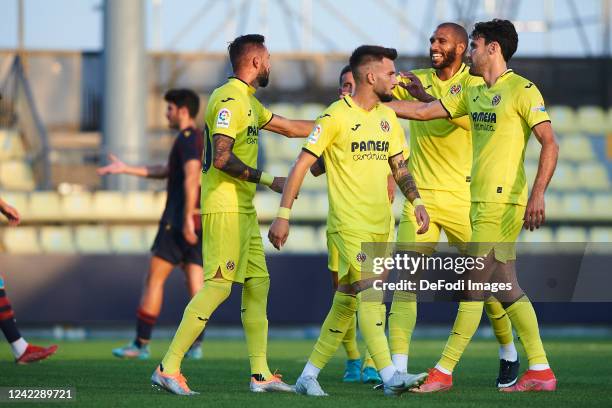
[212,134,285,193]
[389,153,429,234]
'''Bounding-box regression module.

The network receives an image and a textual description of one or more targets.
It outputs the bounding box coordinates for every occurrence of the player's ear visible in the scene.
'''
[366,71,376,85]
[251,55,259,70]
[456,42,466,56]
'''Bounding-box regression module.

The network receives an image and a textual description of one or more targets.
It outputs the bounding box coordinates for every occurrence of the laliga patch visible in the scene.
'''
[380,120,390,132]
[491,94,502,106]
[449,84,462,95]
[532,102,546,112]
[216,108,232,128]
[308,124,322,144]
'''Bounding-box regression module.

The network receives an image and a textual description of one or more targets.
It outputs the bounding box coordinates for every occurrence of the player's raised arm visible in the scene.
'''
[386,99,449,122]
[268,150,318,250]
[263,114,315,138]
[212,133,285,193]
[0,197,21,226]
[389,153,429,234]
[524,121,559,231]
[96,153,169,179]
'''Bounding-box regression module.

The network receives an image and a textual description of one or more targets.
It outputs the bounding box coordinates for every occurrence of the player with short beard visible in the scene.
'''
[269,45,430,397]
[151,34,315,395]
[385,22,519,390]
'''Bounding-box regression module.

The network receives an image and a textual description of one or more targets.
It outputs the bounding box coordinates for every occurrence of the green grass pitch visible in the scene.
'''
[1,338,611,407]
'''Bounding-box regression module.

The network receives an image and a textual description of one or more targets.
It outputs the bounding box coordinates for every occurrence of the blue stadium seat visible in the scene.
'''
[577,106,609,134]
[0,226,42,253]
[577,163,610,191]
[559,134,595,162]
[109,225,147,253]
[39,226,75,253]
[548,106,577,133]
[62,192,93,220]
[74,225,110,253]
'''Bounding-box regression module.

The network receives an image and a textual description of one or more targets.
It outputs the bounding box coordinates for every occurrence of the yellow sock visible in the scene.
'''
[309,292,358,369]
[161,278,232,373]
[484,296,514,345]
[242,277,273,379]
[342,314,361,360]
[438,301,484,373]
[358,291,392,370]
[363,303,387,368]
[388,291,417,356]
[505,296,548,366]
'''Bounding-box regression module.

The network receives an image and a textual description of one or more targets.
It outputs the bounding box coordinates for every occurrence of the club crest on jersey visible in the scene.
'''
[216,108,231,128]
[308,124,322,144]
[380,120,390,132]
[449,84,462,95]
[491,95,502,106]
[532,102,546,112]
[226,260,235,271]
[356,252,367,263]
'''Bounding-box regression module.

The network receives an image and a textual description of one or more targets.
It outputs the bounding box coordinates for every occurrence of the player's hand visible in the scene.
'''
[269,176,286,194]
[97,153,127,175]
[0,202,21,226]
[183,215,198,245]
[414,204,429,234]
[268,218,289,250]
[398,72,429,102]
[387,177,396,204]
[524,191,545,231]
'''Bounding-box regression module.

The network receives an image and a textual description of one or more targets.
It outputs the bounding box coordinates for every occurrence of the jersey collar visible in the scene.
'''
[343,95,379,114]
[432,62,469,82]
[228,76,257,95]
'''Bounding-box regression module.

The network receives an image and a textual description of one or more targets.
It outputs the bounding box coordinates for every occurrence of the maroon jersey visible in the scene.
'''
[160,127,203,229]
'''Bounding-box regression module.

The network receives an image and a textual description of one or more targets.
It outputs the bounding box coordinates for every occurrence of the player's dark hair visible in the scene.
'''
[338,65,352,86]
[471,19,518,62]
[164,89,200,118]
[349,45,398,81]
[228,34,266,71]
[437,22,469,51]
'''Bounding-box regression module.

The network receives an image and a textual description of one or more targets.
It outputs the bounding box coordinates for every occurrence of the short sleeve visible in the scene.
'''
[439,84,468,119]
[516,83,550,128]
[209,98,244,139]
[178,130,202,164]
[253,98,274,128]
[388,115,407,158]
[392,74,415,101]
[302,112,338,158]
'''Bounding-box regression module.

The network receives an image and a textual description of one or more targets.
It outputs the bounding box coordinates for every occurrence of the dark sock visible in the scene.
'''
[136,308,157,347]
[0,289,21,343]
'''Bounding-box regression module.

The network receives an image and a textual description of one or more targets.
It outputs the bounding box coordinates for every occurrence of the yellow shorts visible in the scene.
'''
[467,202,525,263]
[327,229,390,284]
[327,211,395,272]
[397,189,471,254]
[202,212,268,283]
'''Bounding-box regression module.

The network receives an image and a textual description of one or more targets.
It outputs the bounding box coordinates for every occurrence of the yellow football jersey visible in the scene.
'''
[303,95,407,234]
[393,63,482,194]
[440,70,550,205]
[201,77,273,214]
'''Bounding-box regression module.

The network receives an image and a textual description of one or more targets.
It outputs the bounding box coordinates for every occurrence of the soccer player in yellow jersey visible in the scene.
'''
[309,65,391,384]
[389,19,559,393]
[151,34,315,395]
[269,45,430,397]
[386,22,519,389]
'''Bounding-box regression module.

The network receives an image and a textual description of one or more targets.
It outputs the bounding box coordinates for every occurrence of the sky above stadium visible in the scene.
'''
[0,0,608,56]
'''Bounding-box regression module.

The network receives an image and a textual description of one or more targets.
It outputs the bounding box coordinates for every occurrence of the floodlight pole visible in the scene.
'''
[102,0,147,190]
